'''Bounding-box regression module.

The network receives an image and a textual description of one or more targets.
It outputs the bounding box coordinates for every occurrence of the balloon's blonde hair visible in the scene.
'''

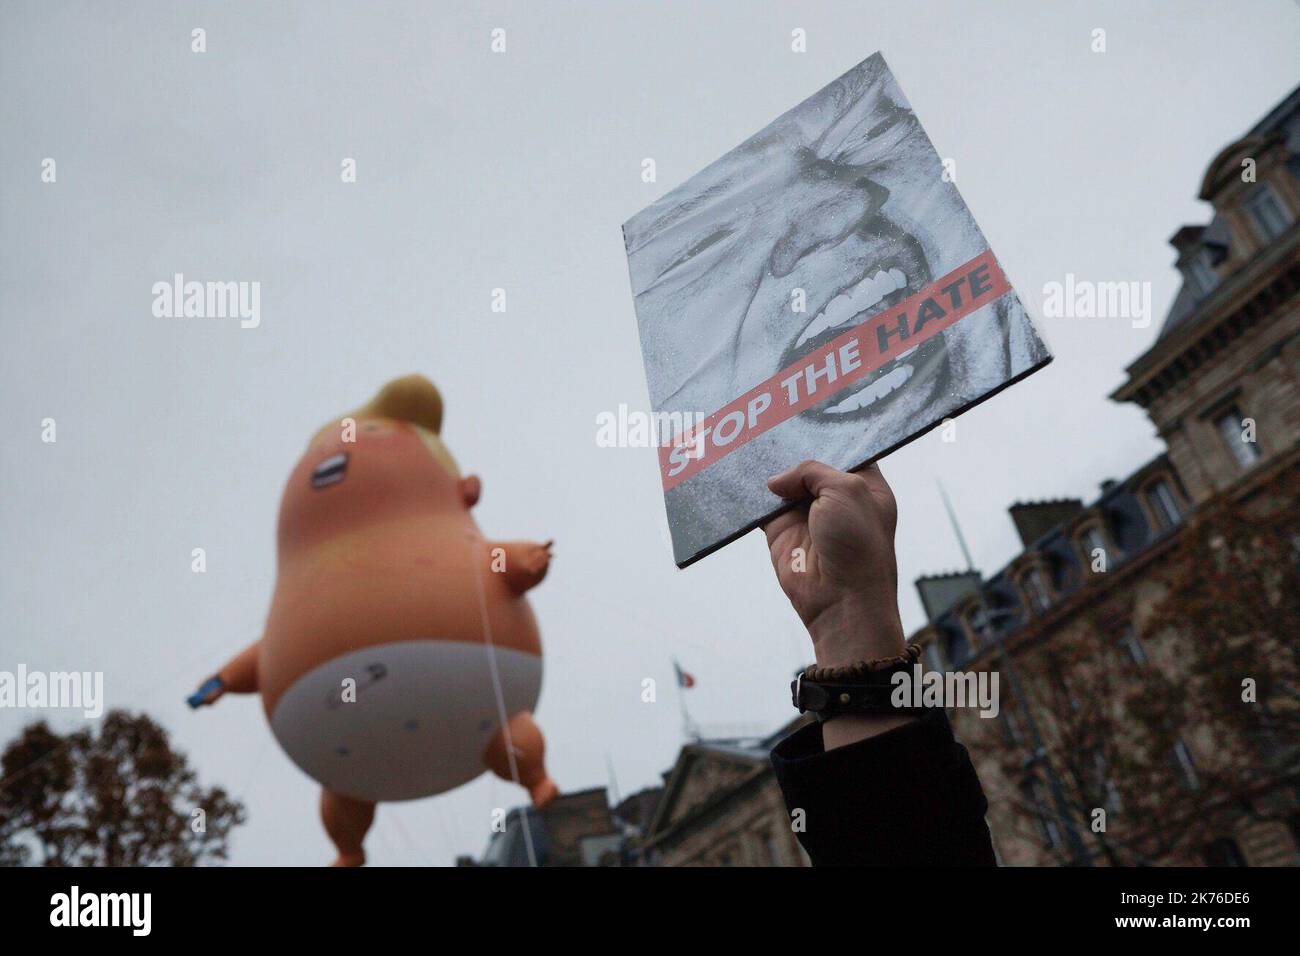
[315,374,460,476]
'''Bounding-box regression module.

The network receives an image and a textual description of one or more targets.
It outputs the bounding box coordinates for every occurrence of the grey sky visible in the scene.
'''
[3,1,1297,866]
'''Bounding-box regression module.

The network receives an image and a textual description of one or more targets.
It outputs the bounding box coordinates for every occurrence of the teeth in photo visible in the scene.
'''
[824,363,915,414]
[796,269,907,349]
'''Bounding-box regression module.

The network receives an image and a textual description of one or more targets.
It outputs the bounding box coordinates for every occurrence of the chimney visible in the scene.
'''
[914,571,983,623]
[1008,499,1084,549]
[1168,225,1205,255]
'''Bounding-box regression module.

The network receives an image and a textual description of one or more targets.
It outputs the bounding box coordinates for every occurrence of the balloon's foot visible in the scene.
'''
[330,852,365,867]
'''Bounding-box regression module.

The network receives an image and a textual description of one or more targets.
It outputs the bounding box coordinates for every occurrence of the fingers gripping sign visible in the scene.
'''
[762,460,904,676]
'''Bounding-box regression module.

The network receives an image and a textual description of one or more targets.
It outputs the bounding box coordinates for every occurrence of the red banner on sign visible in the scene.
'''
[658,248,1011,491]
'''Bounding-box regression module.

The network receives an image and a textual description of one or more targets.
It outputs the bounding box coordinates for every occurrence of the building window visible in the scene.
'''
[1202,837,1248,867]
[1172,740,1200,790]
[1214,407,1261,469]
[1060,670,1084,713]
[1020,566,1052,612]
[945,629,971,666]
[1244,184,1290,241]
[1105,777,1124,815]
[1145,478,1182,531]
[1078,525,1109,570]
[1089,750,1123,814]
[1001,707,1026,746]
[1187,252,1218,294]
[1020,778,1062,850]
[963,607,993,647]
[1117,626,1149,666]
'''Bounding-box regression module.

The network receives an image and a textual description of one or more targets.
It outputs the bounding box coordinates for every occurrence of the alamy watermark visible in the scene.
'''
[891,662,1000,718]
[152,274,261,328]
[595,403,706,449]
[0,665,104,718]
[1041,274,1152,329]
[50,886,150,936]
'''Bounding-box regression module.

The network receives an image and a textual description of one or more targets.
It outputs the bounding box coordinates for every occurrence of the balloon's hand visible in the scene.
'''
[187,676,226,709]
[492,540,553,594]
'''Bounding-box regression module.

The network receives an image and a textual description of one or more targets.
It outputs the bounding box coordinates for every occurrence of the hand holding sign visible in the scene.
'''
[764,460,915,749]
[763,461,905,667]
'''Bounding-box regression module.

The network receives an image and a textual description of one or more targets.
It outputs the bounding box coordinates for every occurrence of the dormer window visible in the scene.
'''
[1077,524,1110,571]
[1019,566,1052,613]
[1187,252,1219,295]
[962,606,993,648]
[1244,184,1290,242]
[1145,478,1183,531]
[944,628,971,666]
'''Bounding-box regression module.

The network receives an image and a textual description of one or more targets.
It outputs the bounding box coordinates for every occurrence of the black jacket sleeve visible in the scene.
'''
[770,710,997,866]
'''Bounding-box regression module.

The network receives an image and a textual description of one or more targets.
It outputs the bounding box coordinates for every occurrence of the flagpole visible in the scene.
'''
[678,686,699,740]
[937,479,975,571]
[605,752,622,808]
[672,657,700,741]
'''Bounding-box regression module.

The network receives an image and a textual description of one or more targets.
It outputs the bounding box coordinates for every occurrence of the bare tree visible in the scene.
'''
[969,621,1225,866]
[0,710,245,866]
[1140,466,1300,820]
[969,467,1299,865]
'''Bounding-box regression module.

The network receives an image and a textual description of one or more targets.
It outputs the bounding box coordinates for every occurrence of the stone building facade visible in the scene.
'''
[457,786,626,866]
[461,723,810,867]
[638,720,810,867]
[910,82,1300,866]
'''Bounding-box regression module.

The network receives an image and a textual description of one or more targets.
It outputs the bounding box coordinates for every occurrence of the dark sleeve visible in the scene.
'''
[769,710,996,866]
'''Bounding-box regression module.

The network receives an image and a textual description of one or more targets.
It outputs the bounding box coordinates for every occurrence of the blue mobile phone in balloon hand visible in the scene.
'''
[187,676,224,709]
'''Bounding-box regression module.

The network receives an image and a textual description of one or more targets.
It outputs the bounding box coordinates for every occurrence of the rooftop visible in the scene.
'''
[1154,82,1300,344]
[912,454,1181,666]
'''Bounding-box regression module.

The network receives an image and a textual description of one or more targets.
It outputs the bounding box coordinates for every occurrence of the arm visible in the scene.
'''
[188,640,261,708]
[763,460,996,866]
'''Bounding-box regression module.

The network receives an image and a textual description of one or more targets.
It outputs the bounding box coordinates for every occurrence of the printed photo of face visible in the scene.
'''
[624,54,1050,564]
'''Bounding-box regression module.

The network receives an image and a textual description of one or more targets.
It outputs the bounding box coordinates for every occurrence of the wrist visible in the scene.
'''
[807,597,906,668]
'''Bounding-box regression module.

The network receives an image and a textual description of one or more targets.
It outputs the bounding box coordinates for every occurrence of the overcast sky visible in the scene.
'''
[3,1,1298,866]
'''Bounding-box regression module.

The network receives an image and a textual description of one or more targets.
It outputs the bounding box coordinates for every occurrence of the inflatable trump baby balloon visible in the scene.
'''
[189,375,556,866]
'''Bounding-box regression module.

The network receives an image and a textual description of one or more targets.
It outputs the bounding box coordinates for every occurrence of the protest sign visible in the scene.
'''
[623,53,1051,567]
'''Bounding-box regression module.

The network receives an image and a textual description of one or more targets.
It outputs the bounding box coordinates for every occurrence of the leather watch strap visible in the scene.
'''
[792,660,930,721]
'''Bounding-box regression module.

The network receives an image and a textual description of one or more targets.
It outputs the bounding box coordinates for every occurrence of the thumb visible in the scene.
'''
[768,459,860,501]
